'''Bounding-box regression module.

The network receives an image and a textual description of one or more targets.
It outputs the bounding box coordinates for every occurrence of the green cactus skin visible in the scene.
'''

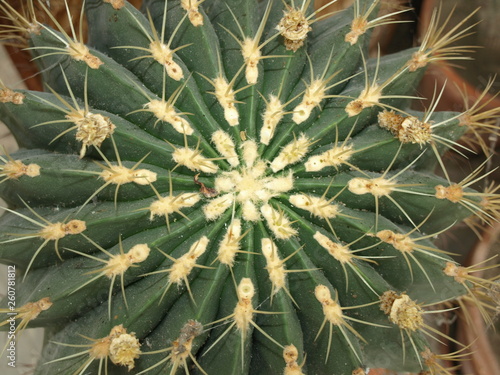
[0,0,498,374]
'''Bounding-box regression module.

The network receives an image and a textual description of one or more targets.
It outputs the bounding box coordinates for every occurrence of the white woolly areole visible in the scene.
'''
[173,147,218,173]
[180,0,204,26]
[377,230,415,253]
[67,42,103,69]
[283,344,304,375]
[100,166,157,186]
[289,194,340,218]
[128,244,150,263]
[260,95,284,145]
[104,244,151,278]
[264,173,293,193]
[2,160,41,179]
[241,37,261,84]
[66,110,115,159]
[233,278,255,334]
[314,285,344,326]
[305,145,354,172]
[262,238,286,293]
[224,106,240,126]
[149,41,184,81]
[213,76,239,126]
[149,193,200,220]
[348,177,394,197]
[276,6,311,51]
[313,231,352,264]
[241,140,259,167]
[388,294,423,331]
[217,219,242,266]
[145,100,193,135]
[212,130,239,167]
[237,276,254,300]
[169,236,210,285]
[39,220,86,241]
[292,80,326,124]
[109,332,141,371]
[271,134,312,172]
[203,193,234,221]
[214,173,237,192]
[242,200,260,222]
[261,204,297,239]
[345,85,381,117]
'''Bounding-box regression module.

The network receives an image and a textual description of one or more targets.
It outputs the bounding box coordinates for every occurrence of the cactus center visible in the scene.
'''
[217,161,292,201]
[211,159,294,221]
[202,137,295,222]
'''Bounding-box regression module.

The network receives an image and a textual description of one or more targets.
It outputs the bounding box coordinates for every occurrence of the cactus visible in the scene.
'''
[0,0,499,374]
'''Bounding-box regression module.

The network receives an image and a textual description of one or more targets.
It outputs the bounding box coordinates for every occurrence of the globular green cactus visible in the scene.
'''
[0,0,499,374]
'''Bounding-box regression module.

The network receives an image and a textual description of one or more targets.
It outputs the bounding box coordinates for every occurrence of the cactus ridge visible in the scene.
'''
[0,0,499,374]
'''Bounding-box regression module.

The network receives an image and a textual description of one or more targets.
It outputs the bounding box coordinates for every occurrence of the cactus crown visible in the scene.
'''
[0,0,499,374]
